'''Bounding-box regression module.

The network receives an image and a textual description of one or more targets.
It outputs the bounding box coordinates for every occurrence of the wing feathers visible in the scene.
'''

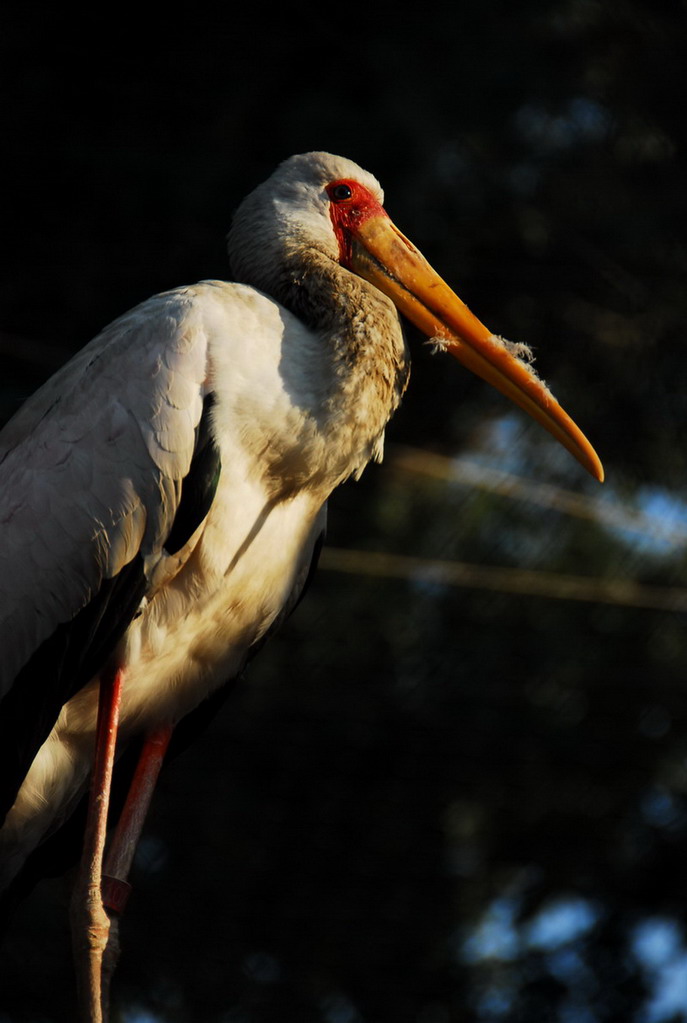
[0,286,212,701]
[0,553,148,825]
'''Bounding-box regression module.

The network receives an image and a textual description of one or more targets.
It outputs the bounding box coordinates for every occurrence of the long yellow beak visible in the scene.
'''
[349,214,604,483]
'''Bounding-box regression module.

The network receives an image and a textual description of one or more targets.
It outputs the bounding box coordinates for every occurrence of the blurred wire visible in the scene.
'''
[320,445,687,610]
[389,445,687,549]
[320,547,687,612]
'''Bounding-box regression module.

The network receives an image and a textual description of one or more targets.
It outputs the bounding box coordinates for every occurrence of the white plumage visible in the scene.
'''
[0,151,602,902]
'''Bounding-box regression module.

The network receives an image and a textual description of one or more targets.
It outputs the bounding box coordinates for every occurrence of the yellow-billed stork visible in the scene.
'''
[0,152,602,1018]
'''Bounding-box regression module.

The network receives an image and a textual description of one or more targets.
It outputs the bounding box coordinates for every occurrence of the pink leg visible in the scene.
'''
[102,724,173,904]
[100,725,174,1006]
[71,665,124,1023]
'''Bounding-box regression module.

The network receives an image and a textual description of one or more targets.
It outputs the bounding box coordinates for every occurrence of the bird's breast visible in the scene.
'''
[116,471,325,726]
[201,279,407,494]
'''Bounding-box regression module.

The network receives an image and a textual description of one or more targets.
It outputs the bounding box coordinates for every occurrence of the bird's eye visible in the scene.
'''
[330,183,353,202]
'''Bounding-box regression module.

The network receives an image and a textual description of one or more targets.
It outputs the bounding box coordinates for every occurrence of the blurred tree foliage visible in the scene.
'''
[2,1,687,1021]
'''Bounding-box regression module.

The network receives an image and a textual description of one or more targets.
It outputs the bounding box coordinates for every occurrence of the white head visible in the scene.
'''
[227,152,383,290]
[226,151,603,481]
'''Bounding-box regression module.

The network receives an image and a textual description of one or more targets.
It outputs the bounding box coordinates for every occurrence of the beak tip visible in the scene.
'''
[577,448,604,483]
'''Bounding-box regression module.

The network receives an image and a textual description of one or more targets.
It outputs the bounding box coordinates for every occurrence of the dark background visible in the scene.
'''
[2,2,687,1020]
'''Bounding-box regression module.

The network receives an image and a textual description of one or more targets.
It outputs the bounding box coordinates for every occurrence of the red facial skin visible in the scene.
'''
[326,179,388,267]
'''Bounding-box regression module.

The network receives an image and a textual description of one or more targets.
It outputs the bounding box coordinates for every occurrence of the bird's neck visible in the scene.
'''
[278,250,410,479]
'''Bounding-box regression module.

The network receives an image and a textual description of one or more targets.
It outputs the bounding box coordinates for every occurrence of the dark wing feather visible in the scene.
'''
[164,393,222,556]
[0,554,147,824]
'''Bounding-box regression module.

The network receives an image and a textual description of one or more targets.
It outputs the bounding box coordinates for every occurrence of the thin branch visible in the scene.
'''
[388,445,687,549]
[320,547,687,613]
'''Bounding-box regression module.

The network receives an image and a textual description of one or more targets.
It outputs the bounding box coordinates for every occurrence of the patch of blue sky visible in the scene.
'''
[640,786,684,831]
[458,887,687,1021]
[320,992,364,1023]
[460,887,602,965]
[123,1010,165,1023]
[460,895,522,963]
[525,896,601,951]
[631,917,687,1023]
[630,486,687,554]
[513,97,613,154]
[460,414,687,559]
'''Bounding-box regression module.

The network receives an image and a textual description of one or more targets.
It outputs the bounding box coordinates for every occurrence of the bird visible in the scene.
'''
[0,151,603,1015]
